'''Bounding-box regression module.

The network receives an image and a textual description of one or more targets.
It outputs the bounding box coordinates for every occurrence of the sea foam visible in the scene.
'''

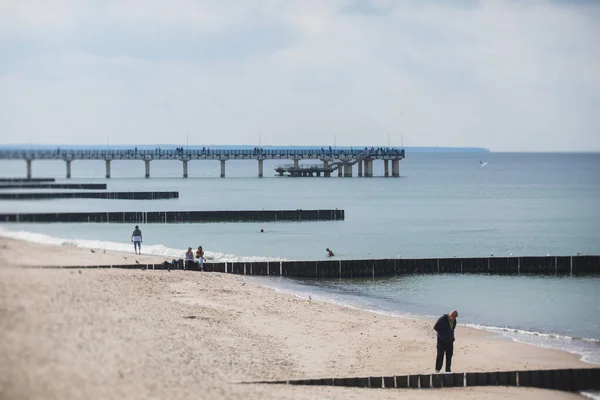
[0,227,290,263]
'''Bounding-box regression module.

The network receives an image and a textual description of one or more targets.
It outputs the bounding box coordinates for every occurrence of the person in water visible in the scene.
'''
[326,248,335,257]
[434,310,458,373]
[131,225,142,255]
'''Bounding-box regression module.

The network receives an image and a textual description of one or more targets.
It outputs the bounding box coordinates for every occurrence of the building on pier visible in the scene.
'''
[0,147,405,179]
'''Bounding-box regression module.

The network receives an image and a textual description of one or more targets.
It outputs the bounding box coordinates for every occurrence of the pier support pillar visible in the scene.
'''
[323,161,330,177]
[26,159,32,179]
[144,160,150,179]
[365,160,373,177]
[293,158,300,169]
[338,165,343,177]
[343,164,352,177]
[66,160,72,179]
[220,160,226,178]
[384,160,389,177]
[105,160,111,179]
[392,159,400,177]
[258,159,263,178]
[358,160,363,177]
[182,160,188,178]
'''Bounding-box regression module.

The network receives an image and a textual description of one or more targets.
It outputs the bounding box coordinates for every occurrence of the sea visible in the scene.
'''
[1,150,600,386]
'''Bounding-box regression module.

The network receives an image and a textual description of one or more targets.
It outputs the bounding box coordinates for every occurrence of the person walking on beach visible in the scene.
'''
[434,310,458,373]
[131,225,142,255]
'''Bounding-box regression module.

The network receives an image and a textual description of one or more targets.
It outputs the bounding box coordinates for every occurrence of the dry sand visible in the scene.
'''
[0,237,592,399]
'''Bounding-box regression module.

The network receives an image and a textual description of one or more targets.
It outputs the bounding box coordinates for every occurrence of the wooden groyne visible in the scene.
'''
[0,178,55,182]
[0,209,345,223]
[0,191,179,200]
[0,183,107,190]
[247,368,600,392]
[201,255,599,277]
[43,254,599,276]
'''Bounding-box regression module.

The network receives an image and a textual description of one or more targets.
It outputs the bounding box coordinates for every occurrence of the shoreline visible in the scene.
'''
[248,276,600,367]
[3,233,599,366]
[0,227,291,263]
[0,236,595,399]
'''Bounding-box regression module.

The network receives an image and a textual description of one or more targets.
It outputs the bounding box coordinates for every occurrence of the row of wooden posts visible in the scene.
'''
[0,191,179,200]
[0,209,345,223]
[49,255,600,276]
[250,368,600,392]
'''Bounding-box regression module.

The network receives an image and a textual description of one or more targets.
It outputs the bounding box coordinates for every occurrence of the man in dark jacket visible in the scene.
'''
[433,310,458,373]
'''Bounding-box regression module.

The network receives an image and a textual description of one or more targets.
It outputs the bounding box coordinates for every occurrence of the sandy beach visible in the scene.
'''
[0,237,592,399]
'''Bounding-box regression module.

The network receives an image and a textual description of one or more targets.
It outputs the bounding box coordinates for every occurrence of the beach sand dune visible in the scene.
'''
[0,238,590,399]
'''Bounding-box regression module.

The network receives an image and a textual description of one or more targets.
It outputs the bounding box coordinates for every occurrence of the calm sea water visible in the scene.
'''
[1,151,599,365]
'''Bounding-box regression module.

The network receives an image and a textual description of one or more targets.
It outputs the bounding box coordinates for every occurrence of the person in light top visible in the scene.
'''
[131,225,142,255]
[185,247,194,260]
[195,246,206,270]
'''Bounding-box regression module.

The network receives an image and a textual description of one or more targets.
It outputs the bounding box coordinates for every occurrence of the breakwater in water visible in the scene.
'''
[42,255,599,276]
[0,183,107,189]
[0,209,345,223]
[213,256,599,277]
[0,191,179,200]
[0,178,55,182]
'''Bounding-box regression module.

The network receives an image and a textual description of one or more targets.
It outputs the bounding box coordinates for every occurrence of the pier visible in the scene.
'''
[0,147,405,179]
[0,209,345,223]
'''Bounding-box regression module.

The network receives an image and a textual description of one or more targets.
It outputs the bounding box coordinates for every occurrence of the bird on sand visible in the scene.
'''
[241,277,247,286]
[135,260,140,264]
[90,249,95,253]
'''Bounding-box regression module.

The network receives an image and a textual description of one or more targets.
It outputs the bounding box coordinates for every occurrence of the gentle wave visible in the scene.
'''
[465,323,600,364]
[0,227,290,263]
[465,323,600,344]
[582,391,600,400]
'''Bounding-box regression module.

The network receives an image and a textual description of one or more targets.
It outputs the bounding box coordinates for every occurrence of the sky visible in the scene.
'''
[0,0,599,152]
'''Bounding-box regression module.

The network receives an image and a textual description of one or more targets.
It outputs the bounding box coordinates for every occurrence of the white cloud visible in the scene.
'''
[0,0,599,151]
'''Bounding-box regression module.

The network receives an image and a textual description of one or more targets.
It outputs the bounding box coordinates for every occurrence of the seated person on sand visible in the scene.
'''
[326,247,335,257]
[195,246,206,269]
[185,247,194,263]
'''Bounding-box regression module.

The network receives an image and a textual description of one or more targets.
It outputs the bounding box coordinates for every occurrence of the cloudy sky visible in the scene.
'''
[0,0,599,151]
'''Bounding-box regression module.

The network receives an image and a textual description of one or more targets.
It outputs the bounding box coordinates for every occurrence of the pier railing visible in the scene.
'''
[0,148,405,160]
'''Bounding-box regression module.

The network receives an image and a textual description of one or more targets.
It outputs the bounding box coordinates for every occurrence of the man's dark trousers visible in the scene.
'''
[435,339,453,372]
